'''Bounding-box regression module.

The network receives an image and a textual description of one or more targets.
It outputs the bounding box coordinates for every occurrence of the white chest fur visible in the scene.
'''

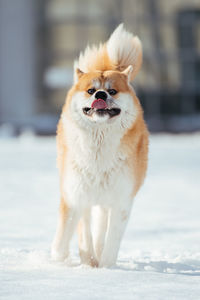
[62,117,134,208]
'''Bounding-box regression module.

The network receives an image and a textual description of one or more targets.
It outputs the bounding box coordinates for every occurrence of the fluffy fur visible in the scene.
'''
[51,24,149,268]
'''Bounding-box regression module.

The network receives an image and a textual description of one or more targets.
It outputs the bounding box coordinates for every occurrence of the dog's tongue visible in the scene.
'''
[91,99,107,109]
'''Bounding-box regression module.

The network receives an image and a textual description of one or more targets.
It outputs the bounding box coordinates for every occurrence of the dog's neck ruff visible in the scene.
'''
[62,115,127,174]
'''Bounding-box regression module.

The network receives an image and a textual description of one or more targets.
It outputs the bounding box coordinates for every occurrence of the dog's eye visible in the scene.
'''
[108,89,117,95]
[87,88,96,95]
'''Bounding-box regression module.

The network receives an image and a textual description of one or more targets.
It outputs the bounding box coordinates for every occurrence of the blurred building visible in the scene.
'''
[0,0,200,134]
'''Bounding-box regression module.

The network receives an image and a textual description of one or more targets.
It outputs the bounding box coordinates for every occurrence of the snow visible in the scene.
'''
[0,133,200,299]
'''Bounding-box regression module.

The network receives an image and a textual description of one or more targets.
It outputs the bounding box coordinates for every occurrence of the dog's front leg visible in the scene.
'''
[51,198,80,261]
[99,202,132,268]
[93,206,109,262]
[78,207,98,267]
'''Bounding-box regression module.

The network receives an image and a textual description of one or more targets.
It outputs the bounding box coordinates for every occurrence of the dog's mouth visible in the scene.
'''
[82,107,121,118]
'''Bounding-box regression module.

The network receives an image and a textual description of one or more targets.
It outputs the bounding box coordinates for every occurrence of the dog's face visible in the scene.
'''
[68,68,139,129]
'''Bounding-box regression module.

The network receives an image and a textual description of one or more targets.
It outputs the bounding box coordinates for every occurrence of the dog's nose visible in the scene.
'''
[95,91,107,101]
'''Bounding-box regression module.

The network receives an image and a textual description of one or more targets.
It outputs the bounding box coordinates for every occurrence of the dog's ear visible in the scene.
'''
[122,65,133,82]
[74,68,84,83]
[76,68,84,79]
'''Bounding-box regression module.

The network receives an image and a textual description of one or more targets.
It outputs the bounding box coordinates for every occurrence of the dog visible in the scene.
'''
[51,24,149,268]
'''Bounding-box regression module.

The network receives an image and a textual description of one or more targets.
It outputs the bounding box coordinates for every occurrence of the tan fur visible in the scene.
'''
[85,45,114,72]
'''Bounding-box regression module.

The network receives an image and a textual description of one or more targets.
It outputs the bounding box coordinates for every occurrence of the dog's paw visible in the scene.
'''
[51,248,68,262]
[98,255,116,268]
[90,256,99,268]
[80,253,99,268]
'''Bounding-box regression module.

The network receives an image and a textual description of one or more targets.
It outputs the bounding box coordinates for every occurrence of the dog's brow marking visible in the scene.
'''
[104,80,111,90]
[93,79,101,89]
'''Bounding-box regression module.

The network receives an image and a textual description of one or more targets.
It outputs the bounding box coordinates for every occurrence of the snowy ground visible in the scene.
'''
[0,133,200,299]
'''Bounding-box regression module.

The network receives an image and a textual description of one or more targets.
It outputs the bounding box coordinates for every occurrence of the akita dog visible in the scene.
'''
[51,24,149,267]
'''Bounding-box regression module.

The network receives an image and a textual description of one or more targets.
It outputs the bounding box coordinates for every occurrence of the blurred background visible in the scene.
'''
[0,0,200,135]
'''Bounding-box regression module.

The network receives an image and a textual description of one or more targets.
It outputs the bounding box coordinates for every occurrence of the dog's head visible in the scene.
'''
[66,66,141,130]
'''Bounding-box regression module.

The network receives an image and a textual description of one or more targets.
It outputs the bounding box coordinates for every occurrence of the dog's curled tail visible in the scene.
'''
[106,24,142,81]
[74,24,142,82]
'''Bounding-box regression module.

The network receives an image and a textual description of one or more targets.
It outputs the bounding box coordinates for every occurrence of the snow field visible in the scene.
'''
[0,133,200,299]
